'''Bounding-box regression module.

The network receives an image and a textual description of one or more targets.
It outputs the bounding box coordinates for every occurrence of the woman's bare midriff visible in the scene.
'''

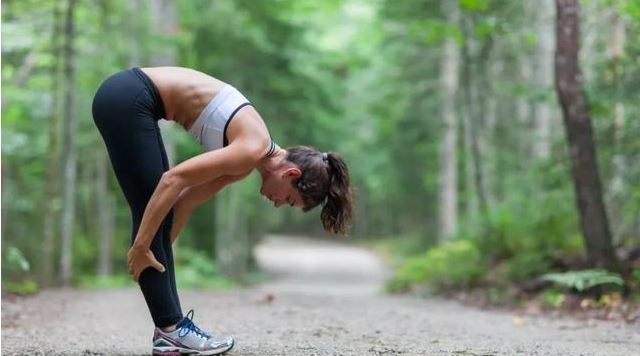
[140,67,228,130]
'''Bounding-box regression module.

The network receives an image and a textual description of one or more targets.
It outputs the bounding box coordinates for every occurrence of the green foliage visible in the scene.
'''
[539,289,566,308]
[72,232,101,277]
[388,165,589,293]
[76,248,237,290]
[459,0,489,12]
[2,0,639,290]
[388,240,485,292]
[3,280,39,295]
[2,246,38,294]
[174,247,236,290]
[471,189,583,262]
[505,252,553,281]
[370,233,436,259]
[542,270,625,292]
[622,0,640,20]
[2,246,31,274]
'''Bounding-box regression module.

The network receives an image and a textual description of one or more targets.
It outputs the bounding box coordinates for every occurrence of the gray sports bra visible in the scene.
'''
[188,84,250,151]
[188,84,277,158]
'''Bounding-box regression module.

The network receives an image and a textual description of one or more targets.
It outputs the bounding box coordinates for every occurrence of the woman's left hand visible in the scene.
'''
[127,244,165,282]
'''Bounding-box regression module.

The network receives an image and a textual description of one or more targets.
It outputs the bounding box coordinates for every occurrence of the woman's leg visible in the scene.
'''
[92,71,182,327]
[155,126,182,320]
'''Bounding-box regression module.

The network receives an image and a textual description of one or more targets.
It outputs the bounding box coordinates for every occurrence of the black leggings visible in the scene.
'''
[92,68,182,327]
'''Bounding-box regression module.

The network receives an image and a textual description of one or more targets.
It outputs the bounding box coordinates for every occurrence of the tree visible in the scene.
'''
[532,0,555,159]
[149,0,178,166]
[607,6,627,242]
[41,0,63,286]
[60,0,78,286]
[460,9,490,220]
[554,0,618,269]
[438,0,459,240]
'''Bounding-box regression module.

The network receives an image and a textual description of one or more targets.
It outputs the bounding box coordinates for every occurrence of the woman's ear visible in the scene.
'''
[282,167,302,178]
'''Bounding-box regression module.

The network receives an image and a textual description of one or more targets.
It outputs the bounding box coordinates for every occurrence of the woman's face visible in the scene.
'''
[260,167,304,208]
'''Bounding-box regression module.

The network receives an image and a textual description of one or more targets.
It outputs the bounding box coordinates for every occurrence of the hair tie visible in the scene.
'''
[322,152,328,162]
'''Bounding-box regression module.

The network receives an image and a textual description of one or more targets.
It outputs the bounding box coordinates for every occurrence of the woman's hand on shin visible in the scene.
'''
[126,244,165,282]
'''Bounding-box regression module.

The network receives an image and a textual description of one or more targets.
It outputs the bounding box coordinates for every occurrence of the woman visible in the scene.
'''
[92,67,353,355]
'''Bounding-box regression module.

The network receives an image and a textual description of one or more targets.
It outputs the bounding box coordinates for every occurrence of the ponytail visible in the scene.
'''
[321,152,353,235]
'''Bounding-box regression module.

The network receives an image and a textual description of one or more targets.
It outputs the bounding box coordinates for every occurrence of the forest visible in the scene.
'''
[2,0,639,309]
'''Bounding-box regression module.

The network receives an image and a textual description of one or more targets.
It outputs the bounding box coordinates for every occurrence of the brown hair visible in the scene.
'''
[285,146,354,235]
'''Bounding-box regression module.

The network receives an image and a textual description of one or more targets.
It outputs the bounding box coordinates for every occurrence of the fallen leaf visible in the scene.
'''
[256,292,275,304]
[512,315,525,326]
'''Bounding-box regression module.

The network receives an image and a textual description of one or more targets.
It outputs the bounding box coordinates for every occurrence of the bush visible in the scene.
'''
[462,187,584,286]
[506,252,553,281]
[471,192,583,263]
[2,246,30,275]
[388,240,485,292]
[539,288,566,308]
[174,247,236,289]
[367,232,436,267]
[76,247,236,290]
[2,246,38,294]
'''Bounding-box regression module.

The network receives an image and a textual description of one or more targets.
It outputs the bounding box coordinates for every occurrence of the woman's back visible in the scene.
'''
[141,66,227,130]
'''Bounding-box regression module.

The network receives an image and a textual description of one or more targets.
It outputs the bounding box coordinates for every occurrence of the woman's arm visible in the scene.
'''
[170,173,250,243]
[127,107,270,281]
[132,135,266,250]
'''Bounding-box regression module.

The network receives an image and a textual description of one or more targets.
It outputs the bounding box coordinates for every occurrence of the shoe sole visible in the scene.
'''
[152,339,234,356]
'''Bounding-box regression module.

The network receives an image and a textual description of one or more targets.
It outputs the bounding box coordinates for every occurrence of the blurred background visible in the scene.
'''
[1,0,639,306]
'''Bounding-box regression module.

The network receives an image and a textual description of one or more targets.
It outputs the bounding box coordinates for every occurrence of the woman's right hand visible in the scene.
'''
[127,244,165,282]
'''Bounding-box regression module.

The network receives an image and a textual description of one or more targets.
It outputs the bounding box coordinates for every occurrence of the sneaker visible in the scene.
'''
[152,309,234,355]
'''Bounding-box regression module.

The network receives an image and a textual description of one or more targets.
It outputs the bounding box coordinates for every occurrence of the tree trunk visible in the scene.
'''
[438,0,459,240]
[215,185,250,281]
[517,44,534,162]
[607,9,626,243]
[41,0,63,286]
[485,44,504,204]
[96,152,114,276]
[90,0,119,278]
[460,16,475,225]
[461,14,489,219]
[60,0,77,286]
[149,0,177,165]
[554,0,618,269]
[1,160,9,248]
[128,0,142,67]
[477,36,495,207]
[353,184,369,236]
[532,0,555,159]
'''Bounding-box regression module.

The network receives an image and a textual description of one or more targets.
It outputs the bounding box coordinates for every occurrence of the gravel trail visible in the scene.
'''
[2,236,638,355]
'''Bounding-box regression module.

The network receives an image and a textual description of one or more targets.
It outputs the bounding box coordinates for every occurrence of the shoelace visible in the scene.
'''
[177,310,211,339]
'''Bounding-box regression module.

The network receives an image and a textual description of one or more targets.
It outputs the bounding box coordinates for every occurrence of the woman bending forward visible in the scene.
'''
[92,66,353,356]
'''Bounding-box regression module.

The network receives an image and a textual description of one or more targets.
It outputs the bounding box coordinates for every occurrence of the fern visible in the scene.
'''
[3,246,30,274]
[542,270,624,292]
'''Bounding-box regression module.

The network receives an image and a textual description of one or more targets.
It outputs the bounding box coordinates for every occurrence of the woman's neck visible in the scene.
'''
[256,148,287,178]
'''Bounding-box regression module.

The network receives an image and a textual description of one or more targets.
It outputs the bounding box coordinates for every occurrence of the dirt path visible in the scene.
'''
[2,236,638,355]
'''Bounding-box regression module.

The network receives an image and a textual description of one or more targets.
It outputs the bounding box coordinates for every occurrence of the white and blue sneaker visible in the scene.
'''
[152,310,234,355]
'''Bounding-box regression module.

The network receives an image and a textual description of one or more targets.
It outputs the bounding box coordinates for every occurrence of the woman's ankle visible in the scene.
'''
[161,323,177,332]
